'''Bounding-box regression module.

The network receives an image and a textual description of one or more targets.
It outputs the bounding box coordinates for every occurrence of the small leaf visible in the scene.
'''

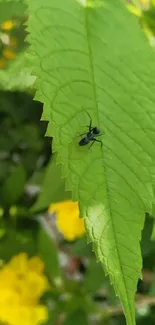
[32,155,71,212]
[2,164,26,206]
[71,236,93,257]
[45,307,59,325]
[64,309,88,325]
[151,204,155,240]
[141,215,154,256]
[37,226,61,281]
[84,259,105,294]
[0,1,25,24]
[149,273,155,296]
[0,230,36,261]
[0,161,9,181]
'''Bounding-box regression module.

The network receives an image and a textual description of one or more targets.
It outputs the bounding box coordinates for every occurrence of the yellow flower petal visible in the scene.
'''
[0,253,49,325]
[9,252,28,272]
[28,256,45,274]
[35,305,48,324]
[1,20,15,31]
[50,200,85,241]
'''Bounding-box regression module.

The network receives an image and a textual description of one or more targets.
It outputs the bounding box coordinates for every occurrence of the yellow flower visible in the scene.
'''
[28,256,45,274]
[0,253,49,325]
[3,48,16,60]
[1,20,15,31]
[49,200,85,241]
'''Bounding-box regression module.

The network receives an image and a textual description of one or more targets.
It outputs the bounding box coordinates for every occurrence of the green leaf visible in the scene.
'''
[141,215,155,256]
[149,271,155,296]
[32,155,71,212]
[37,226,61,282]
[150,205,155,240]
[151,204,155,240]
[44,307,59,325]
[151,220,155,240]
[84,259,105,294]
[64,309,88,325]
[26,0,155,324]
[2,164,26,205]
[0,0,23,4]
[0,161,9,181]
[71,236,93,257]
[0,1,25,23]
[21,124,43,151]
[0,230,37,261]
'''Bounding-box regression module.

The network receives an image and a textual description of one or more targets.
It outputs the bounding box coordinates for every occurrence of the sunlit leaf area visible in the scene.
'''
[0,0,155,325]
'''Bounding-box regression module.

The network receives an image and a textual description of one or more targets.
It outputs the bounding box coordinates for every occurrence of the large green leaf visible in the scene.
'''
[0,0,23,3]
[26,0,155,324]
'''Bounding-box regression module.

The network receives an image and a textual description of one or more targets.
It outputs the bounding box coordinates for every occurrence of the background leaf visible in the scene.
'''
[0,1,25,23]
[0,0,35,91]
[32,155,71,212]
[84,259,105,294]
[0,230,37,261]
[1,164,26,205]
[37,226,61,282]
[64,309,88,325]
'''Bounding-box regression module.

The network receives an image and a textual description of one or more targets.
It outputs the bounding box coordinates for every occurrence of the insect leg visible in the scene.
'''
[89,138,103,148]
[88,139,95,150]
[85,111,92,132]
[93,138,103,147]
[79,132,88,137]
[74,132,87,139]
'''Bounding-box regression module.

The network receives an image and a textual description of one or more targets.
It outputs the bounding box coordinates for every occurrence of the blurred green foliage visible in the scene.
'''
[0,1,34,90]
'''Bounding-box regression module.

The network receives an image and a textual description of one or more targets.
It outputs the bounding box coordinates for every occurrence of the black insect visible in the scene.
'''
[78,112,104,149]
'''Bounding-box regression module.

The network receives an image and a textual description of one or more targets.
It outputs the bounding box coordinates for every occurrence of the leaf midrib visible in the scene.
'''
[84,6,134,324]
